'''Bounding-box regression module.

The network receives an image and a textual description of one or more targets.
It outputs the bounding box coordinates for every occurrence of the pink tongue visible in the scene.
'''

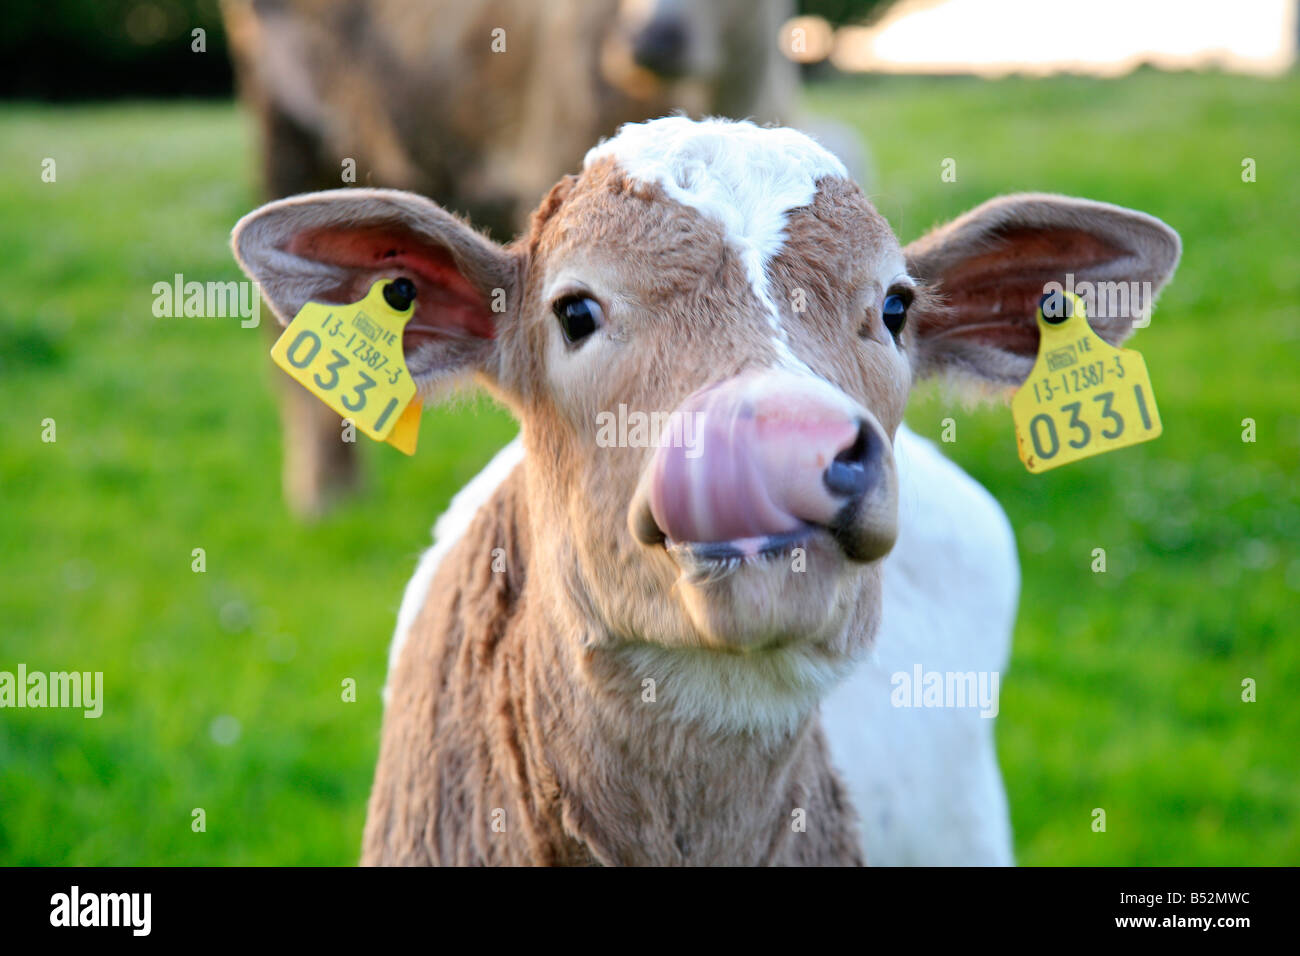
[648,385,807,544]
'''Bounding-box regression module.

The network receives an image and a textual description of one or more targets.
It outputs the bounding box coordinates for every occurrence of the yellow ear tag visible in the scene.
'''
[1011,291,1161,473]
[270,278,422,455]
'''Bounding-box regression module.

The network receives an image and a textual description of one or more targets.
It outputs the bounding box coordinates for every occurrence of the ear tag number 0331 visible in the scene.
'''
[1011,290,1161,473]
[270,278,422,455]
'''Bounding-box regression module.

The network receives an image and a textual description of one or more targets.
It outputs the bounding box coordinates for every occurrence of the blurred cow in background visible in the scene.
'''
[223,0,859,516]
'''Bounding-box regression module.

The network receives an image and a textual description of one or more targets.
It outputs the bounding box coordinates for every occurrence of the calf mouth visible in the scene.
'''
[624,448,824,570]
[630,482,890,583]
[630,485,850,584]
[664,526,818,582]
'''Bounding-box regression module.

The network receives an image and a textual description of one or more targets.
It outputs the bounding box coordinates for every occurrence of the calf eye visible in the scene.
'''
[882,292,910,337]
[553,295,603,345]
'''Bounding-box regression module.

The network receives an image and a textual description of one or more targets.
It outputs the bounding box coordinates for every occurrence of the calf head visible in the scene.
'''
[233,117,1179,705]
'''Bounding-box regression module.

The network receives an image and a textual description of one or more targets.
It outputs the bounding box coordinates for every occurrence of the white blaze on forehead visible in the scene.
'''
[584,117,849,369]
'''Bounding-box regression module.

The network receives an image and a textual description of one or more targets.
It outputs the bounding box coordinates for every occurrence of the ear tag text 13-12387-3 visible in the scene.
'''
[1011,290,1161,473]
[269,278,422,455]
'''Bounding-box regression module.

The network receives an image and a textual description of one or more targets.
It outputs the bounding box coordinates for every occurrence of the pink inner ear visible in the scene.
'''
[289,225,495,340]
[917,226,1122,356]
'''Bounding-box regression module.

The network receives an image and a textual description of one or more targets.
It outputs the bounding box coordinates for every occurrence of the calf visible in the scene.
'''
[232,117,1180,865]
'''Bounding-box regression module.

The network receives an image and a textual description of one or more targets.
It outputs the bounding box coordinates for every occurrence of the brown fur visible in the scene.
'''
[364,466,862,865]
[343,165,885,865]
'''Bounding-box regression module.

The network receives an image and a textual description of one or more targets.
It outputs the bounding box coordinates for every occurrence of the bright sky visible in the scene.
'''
[828,0,1297,76]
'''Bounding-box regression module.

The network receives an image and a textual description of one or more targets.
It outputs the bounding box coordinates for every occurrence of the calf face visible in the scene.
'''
[233,117,1178,675]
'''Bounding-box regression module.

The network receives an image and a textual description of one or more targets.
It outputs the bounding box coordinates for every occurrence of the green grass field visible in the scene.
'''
[2,70,1297,865]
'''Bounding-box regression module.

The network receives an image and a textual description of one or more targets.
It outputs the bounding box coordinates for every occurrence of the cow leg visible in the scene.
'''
[259,101,362,518]
[271,352,362,519]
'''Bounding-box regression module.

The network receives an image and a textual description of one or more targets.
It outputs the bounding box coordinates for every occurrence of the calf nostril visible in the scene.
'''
[823,421,875,499]
[632,18,689,75]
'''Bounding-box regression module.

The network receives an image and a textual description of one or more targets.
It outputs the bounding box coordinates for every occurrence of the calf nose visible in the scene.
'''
[631,17,689,75]
[636,371,890,549]
[823,421,879,500]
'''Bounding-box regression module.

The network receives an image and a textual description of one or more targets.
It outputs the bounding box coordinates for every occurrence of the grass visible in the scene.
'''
[2,70,1297,865]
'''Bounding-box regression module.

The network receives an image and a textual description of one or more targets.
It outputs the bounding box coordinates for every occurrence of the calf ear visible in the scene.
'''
[231,188,519,385]
[904,193,1181,387]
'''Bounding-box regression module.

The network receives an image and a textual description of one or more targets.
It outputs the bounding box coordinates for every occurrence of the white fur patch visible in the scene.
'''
[584,117,848,370]
[384,436,525,701]
[821,423,1018,864]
